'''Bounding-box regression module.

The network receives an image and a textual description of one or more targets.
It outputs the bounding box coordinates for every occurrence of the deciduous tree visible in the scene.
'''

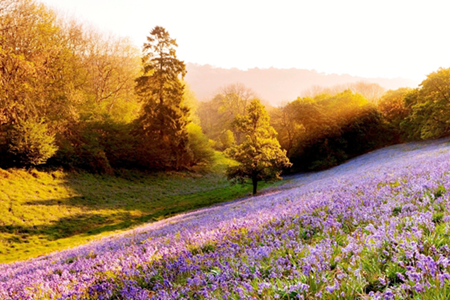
[187,123,214,165]
[302,81,385,104]
[377,87,412,141]
[226,99,291,195]
[198,83,258,146]
[279,90,389,172]
[7,118,57,166]
[402,67,450,140]
[0,0,71,127]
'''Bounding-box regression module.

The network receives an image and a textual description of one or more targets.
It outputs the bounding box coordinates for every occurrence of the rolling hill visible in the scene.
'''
[2,138,450,299]
[185,63,420,105]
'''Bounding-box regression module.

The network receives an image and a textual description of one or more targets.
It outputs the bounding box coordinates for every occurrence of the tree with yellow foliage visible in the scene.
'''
[226,99,291,195]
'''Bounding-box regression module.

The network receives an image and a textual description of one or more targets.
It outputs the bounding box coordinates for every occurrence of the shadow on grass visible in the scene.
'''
[0,152,260,262]
[0,212,131,242]
[10,183,250,243]
[0,205,189,245]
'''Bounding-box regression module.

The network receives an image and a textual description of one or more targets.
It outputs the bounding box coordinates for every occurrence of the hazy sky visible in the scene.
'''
[40,0,450,82]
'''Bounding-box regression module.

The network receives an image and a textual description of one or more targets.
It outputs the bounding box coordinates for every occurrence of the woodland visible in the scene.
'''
[2,0,450,187]
[5,1,450,299]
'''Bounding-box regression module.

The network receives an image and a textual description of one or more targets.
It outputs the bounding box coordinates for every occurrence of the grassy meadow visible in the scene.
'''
[0,152,279,264]
[4,139,450,299]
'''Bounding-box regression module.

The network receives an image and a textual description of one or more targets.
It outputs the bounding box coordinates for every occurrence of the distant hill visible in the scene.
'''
[185,63,420,105]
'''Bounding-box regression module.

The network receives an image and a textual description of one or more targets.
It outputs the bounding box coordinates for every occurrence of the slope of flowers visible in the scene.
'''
[2,139,450,299]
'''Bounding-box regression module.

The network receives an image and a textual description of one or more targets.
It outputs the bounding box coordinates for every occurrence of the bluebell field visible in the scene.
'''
[2,139,450,299]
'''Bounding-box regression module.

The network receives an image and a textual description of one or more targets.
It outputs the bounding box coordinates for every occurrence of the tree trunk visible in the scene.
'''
[252,176,258,195]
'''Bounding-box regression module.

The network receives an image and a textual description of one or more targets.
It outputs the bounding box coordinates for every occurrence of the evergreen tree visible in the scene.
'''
[135,26,191,170]
[226,99,291,195]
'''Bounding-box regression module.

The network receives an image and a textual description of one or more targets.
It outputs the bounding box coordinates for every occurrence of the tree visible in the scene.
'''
[301,81,385,104]
[7,118,57,166]
[75,28,141,122]
[270,105,303,157]
[197,83,258,146]
[218,129,235,150]
[378,88,412,123]
[0,0,73,128]
[187,123,214,165]
[135,26,191,170]
[226,99,291,195]
[377,87,412,141]
[401,67,450,140]
[279,90,390,172]
[0,0,81,166]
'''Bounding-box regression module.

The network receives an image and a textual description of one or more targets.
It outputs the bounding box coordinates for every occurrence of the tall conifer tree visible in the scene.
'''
[135,26,191,170]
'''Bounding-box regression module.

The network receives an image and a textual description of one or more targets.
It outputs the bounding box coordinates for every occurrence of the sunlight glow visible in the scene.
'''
[40,0,450,81]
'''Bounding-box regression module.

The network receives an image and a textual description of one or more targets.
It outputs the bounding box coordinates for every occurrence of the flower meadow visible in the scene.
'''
[3,140,450,299]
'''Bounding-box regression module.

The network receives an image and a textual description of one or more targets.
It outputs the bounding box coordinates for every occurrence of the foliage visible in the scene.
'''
[226,99,291,195]
[377,88,412,124]
[0,0,69,127]
[218,129,236,150]
[53,118,136,173]
[198,83,258,146]
[0,0,142,171]
[74,30,141,123]
[3,139,450,299]
[377,87,412,141]
[6,119,57,166]
[0,151,277,264]
[187,123,215,165]
[135,26,191,170]
[302,81,386,103]
[182,82,201,125]
[271,97,322,157]
[401,67,450,140]
[273,90,392,172]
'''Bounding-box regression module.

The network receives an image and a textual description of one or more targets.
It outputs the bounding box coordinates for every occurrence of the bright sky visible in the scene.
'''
[40,0,450,82]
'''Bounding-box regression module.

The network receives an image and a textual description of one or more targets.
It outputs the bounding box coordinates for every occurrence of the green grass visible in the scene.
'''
[0,152,280,263]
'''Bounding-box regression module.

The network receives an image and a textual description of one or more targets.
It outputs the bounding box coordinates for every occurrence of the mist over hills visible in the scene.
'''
[185,63,420,105]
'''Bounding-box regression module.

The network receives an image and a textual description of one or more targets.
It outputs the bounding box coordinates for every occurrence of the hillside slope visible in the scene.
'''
[185,63,420,104]
[2,139,450,299]
[0,152,268,264]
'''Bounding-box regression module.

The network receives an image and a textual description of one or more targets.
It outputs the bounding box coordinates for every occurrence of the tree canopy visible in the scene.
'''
[272,90,390,171]
[401,67,450,140]
[0,0,143,169]
[4,0,450,178]
[226,99,291,195]
[198,83,258,149]
[135,26,191,170]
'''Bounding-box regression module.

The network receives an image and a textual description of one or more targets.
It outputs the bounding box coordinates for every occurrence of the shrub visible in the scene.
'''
[53,118,136,173]
[187,123,214,165]
[7,119,58,166]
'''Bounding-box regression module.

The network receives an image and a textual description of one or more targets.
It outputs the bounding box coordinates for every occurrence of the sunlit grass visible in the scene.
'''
[0,151,276,264]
